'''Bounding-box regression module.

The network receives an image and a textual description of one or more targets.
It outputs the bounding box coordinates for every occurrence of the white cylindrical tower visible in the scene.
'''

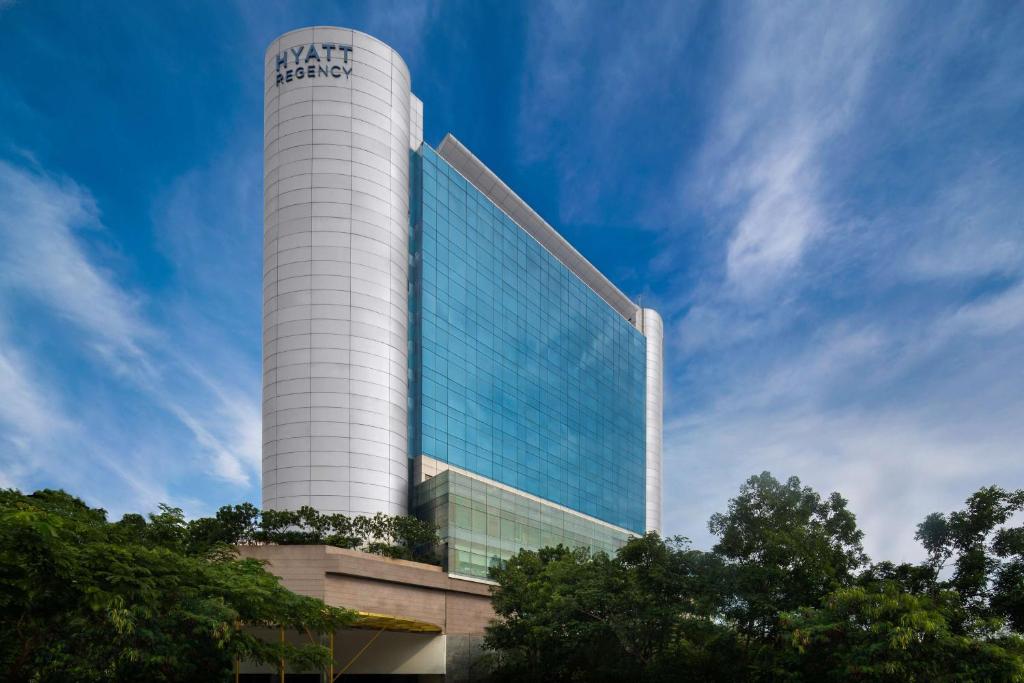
[262,27,411,516]
[640,308,664,534]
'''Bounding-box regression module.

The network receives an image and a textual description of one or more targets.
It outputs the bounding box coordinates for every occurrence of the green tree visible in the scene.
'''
[709,472,867,643]
[917,485,1024,631]
[857,559,939,595]
[485,535,745,682]
[0,489,354,682]
[190,503,440,563]
[483,475,1024,682]
[184,501,262,550]
[781,582,1024,682]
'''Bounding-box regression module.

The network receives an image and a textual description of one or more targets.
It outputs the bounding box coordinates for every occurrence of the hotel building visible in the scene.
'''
[262,27,663,583]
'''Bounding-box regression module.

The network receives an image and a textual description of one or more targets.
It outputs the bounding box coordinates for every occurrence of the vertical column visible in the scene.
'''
[640,308,663,534]
[409,95,424,151]
[263,27,411,516]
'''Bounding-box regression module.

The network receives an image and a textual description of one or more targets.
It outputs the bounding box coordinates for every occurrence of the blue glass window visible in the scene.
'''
[411,146,647,533]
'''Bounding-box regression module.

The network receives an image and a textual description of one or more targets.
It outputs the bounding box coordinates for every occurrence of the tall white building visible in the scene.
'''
[263,28,412,516]
[261,28,664,567]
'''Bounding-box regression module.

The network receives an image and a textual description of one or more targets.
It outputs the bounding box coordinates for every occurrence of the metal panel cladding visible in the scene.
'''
[640,308,663,534]
[262,28,411,516]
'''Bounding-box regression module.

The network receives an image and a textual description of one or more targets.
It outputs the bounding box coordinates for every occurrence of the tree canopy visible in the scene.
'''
[916,485,1024,632]
[0,488,438,682]
[709,472,867,642]
[184,501,440,562]
[485,535,741,682]
[781,583,1023,682]
[485,472,1024,682]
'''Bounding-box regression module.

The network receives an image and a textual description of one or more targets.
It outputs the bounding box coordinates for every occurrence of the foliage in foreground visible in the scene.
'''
[783,583,1023,681]
[0,489,358,682]
[181,501,440,563]
[485,473,1024,682]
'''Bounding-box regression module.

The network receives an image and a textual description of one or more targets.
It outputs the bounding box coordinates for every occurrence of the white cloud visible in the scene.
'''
[666,293,1024,560]
[902,164,1024,282]
[149,145,265,482]
[667,405,1021,562]
[655,1,1024,566]
[0,338,67,459]
[0,317,175,512]
[0,159,260,508]
[692,2,888,295]
[939,280,1024,338]
[0,162,150,356]
[723,136,824,292]
[666,271,1024,559]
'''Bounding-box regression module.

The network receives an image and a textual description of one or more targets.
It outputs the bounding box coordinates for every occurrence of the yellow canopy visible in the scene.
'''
[351,611,443,633]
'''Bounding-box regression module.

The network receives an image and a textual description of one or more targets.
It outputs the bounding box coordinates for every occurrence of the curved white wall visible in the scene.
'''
[262,27,411,516]
[641,308,663,534]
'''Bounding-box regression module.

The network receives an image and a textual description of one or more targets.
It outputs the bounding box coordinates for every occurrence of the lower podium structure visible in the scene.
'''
[237,545,495,682]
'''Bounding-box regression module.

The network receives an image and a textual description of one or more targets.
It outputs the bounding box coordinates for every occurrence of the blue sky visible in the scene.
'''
[1,0,1022,562]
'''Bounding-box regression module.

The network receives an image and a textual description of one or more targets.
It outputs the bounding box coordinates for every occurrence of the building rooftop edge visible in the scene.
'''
[435,133,640,325]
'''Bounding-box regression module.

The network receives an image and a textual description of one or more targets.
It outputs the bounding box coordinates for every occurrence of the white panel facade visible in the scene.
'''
[640,308,664,534]
[263,27,411,516]
[409,94,424,151]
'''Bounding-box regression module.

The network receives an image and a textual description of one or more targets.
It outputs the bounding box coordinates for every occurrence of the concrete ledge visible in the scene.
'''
[238,544,495,636]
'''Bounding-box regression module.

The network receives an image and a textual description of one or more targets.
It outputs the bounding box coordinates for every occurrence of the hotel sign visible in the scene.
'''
[274,43,353,86]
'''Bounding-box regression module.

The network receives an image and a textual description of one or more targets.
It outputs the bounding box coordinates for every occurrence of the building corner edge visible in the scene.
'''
[640,307,663,535]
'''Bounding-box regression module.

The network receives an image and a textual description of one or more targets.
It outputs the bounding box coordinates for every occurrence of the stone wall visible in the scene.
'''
[239,545,496,680]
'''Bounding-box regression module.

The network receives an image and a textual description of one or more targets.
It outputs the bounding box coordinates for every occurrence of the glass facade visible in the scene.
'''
[414,467,630,579]
[411,145,647,534]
